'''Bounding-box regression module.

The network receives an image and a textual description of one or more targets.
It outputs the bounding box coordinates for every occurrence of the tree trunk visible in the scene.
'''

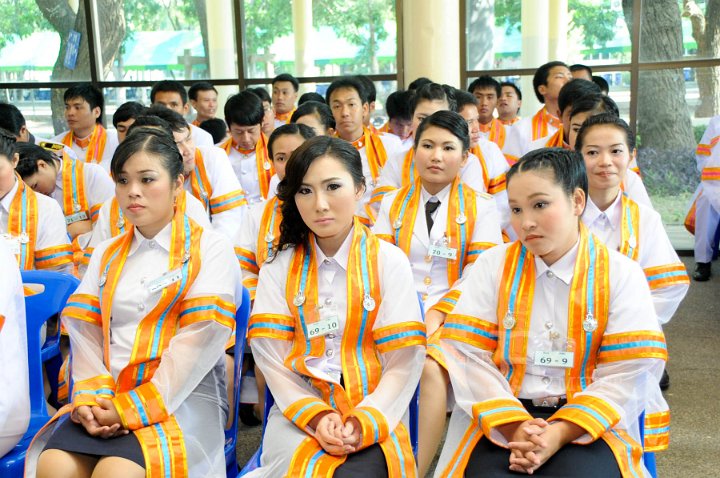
[623,0,696,151]
[696,0,720,117]
[194,0,210,73]
[36,0,125,134]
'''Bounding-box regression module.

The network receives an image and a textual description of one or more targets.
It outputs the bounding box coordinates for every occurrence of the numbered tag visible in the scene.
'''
[65,211,89,225]
[1,236,20,255]
[427,243,457,260]
[307,305,340,339]
[534,350,574,368]
[146,268,183,293]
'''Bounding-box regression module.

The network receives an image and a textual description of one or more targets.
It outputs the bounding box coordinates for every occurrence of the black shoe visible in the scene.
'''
[693,262,711,281]
[660,370,670,391]
[239,403,262,427]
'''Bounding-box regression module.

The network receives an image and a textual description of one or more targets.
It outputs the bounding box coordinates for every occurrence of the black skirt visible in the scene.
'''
[43,416,145,469]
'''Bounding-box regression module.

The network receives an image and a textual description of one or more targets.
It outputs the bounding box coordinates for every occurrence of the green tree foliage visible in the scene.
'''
[494,0,620,50]
[243,0,293,55]
[0,0,52,49]
[313,0,395,72]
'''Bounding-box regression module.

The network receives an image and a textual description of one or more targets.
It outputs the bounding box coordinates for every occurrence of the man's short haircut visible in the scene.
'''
[145,106,189,134]
[500,81,523,101]
[570,64,593,77]
[127,116,174,138]
[385,90,413,122]
[188,82,218,101]
[272,73,299,92]
[112,101,146,128]
[354,75,377,103]
[326,77,368,105]
[592,75,610,95]
[299,92,326,105]
[150,80,188,105]
[224,91,264,127]
[291,101,336,131]
[199,118,228,144]
[0,103,26,136]
[408,77,433,91]
[410,83,457,115]
[533,60,568,103]
[453,90,479,112]
[468,75,501,97]
[558,79,601,115]
[64,83,104,123]
[248,87,271,104]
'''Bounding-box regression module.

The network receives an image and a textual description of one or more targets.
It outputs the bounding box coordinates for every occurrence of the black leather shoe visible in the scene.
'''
[693,262,711,281]
[660,369,670,391]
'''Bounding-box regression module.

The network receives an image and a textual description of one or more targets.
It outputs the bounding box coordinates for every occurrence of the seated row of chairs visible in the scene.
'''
[0,272,655,478]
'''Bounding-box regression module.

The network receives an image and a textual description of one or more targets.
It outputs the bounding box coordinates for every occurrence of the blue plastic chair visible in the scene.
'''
[225,286,252,478]
[238,294,424,475]
[0,271,79,477]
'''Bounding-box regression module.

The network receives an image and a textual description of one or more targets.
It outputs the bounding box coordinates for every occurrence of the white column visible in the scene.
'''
[520,0,549,115]
[403,0,460,87]
[206,0,236,102]
[548,0,569,62]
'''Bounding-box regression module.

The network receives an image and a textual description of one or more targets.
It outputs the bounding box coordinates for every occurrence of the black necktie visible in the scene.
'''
[425,199,441,234]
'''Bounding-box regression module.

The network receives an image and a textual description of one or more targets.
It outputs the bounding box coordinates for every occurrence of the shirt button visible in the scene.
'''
[421,293,428,301]
[324,259,331,265]
[542,376,551,385]
[137,303,146,311]
[424,276,432,286]
[326,349,334,358]
[327,334,336,339]
[547,270,555,279]
[148,240,156,249]
[424,255,432,263]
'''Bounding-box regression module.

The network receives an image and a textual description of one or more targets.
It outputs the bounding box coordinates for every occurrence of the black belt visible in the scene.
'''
[519,397,567,410]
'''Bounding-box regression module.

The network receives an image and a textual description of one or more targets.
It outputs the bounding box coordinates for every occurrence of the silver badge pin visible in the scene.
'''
[18,232,30,244]
[455,214,467,225]
[73,202,82,212]
[293,292,305,307]
[362,294,376,312]
[182,250,191,263]
[99,272,107,287]
[628,235,637,249]
[263,161,271,171]
[393,218,402,229]
[583,312,598,332]
[264,232,275,243]
[502,310,516,329]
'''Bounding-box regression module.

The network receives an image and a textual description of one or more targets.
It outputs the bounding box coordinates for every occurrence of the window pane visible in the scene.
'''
[0,2,91,82]
[242,0,397,79]
[101,0,237,81]
[641,0,720,61]
[635,67,720,249]
[466,0,633,70]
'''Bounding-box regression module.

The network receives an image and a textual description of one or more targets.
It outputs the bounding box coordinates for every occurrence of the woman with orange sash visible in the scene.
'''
[27,130,240,478]
[246,136,425,477]
[0,129,73,273]
[15,142,114,268]
[372,111,503,475]
[433,148,667,477]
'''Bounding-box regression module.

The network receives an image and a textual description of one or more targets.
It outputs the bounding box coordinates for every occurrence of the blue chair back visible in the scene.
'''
[0,271,79,477]
[638,410,658,477]
[225,286,251,478]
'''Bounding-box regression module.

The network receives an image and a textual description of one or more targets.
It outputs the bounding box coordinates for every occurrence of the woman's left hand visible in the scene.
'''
[507,420,585,474]
[341,417,362,448]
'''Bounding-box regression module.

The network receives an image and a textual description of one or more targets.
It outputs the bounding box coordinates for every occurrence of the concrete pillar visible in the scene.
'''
[292,0,314,78]
[206,0,236,102]
[548,0,568,62]
[403,0,460,87]
[520,0,549,115]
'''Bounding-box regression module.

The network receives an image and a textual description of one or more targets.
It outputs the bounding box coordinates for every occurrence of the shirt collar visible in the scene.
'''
[0,177,19,213]
[314,226,354,271]
[128,221,173,256]
[420,183,451,205]
[534,238,579,285]
[54,159,64,191]
[584,192,622,231]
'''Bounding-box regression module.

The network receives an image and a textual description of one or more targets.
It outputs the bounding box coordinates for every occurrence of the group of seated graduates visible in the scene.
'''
[0,61,688,477]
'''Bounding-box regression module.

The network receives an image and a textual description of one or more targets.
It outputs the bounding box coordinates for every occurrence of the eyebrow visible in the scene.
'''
[527,192,551,199]
[301,176,343,186]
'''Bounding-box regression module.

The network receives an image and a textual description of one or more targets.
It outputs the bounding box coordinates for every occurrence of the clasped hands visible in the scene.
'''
[71,398,129,439]
[311,412,362,456]
[500,418,578,474]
